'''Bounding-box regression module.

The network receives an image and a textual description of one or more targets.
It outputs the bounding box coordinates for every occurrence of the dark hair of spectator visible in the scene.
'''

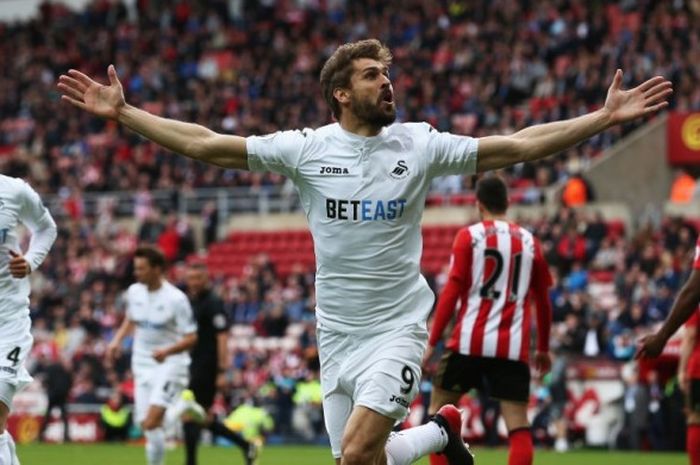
[476,176,509,214]
[134,246,166,269]
[319,39,392,120]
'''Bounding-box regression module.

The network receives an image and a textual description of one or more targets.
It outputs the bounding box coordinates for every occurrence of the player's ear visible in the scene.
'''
[333,87,350,105]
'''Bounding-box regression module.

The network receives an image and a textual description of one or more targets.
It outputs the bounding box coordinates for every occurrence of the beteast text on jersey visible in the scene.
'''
[325,198,407,221]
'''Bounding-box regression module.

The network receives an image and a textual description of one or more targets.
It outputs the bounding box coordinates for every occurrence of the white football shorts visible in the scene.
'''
[0,315,33,408]
[133,362,189,424]
[317,321,428,458]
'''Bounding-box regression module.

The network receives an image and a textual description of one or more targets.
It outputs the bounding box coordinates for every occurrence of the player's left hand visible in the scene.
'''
[534,351,551,379]
[8,250,31,279]
[634,332,666,359]
[603,69,672,125]
[152,349,168,363]
[216,372,227,390]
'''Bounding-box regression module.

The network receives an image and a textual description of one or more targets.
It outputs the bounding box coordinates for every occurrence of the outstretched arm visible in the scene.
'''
[477,70,672,172]
[57,65,248,170]
[635,269,700,359]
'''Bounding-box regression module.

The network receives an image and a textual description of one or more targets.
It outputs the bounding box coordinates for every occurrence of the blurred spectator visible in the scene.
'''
[223,398,275,446]
[617,364,649,450]
[35,356,73,443]
[669,170,697,203]
[100,391,131,442]
[562,174,595,207]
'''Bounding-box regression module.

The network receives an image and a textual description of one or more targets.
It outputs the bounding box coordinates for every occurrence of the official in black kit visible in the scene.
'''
[183,263,256,465]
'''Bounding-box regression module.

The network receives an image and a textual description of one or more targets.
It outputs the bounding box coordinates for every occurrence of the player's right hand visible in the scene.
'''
[679,371,689,393]
[57,65,125,120]
[106,342,120,362]
[634,332,666,359]
[534,351,551,379]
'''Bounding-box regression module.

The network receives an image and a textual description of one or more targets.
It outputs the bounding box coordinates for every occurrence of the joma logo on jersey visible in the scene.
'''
[388,395,409,408]
[320,166,350,175]
[389,160,409,179]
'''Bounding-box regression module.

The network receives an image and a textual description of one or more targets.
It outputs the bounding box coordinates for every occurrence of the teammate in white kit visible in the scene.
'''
[107,246,197,465]
[58,39,671,465]
[0,175,57,465]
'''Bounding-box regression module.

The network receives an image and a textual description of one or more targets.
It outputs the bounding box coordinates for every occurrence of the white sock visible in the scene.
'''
[164,402,181,425]
[385,422,448,465]
[6,432,18,465]
[144,428,165,465]
[0,431,10,465]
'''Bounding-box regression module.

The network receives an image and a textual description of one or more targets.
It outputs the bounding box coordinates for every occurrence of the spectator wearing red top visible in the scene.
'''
[556,227,587,274]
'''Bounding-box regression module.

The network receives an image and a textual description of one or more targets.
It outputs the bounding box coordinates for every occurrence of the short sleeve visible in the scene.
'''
[424,124,479,178]
[210,298,229,333]
[246,130,308,178]
[175,294,197,334]
[687,310,700,329]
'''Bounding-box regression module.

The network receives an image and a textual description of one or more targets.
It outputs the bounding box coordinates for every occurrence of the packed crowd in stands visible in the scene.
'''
[3,0,699,448]
[18,201,696,446]
[1,0,699,203]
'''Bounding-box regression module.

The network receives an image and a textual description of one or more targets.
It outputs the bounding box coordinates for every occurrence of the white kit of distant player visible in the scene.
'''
[0,174,57,465]
[125,280,196,424]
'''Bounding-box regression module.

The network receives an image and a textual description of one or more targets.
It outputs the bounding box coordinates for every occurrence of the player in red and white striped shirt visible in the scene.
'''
[425,177,552,465]
[637,236,700,465]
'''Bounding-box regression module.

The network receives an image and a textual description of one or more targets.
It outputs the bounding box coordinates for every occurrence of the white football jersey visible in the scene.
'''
[247,122,478,334]
[0,175,57,321]
[125,281,197,373]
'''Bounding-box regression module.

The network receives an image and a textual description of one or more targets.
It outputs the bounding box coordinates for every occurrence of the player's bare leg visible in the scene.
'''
[340,406,394,465]
[342,404,463,465]
[141,405,167,465]
[427,387,462,416]
[0,398,19,465]
[338,397,470,465]
[500,400,532,465]
[0,401,8,436]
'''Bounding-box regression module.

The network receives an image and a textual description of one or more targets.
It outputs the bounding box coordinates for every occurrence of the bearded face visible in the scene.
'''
[348,86,397,128]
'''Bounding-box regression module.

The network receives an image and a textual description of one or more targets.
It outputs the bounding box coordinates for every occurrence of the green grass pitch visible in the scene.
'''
[15,443,688,465]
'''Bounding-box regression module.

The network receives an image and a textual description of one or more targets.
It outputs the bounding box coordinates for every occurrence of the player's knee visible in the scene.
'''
[341,444,377,465]
[141,418,160,431]
[689,411,700,424]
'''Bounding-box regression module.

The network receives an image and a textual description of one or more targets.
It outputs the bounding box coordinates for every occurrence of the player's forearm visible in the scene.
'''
[216,333,229,371]
[533,289,553,352]
[24,218,57,271]
[515,108,612,163]
[428,278,461,346]
[164,333,198,356]
[657,283,700,342]
[118,104,225,165]
[112,319,135,345]
[679,333,693,376]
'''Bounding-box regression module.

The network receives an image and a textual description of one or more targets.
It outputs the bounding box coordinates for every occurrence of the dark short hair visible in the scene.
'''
[187,261,208,273]
[134,246,166,269]
[476,176,509,214]
[319,39,392,120]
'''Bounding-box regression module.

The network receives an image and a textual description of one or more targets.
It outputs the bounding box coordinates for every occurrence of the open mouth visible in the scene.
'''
[380,90,394,104]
